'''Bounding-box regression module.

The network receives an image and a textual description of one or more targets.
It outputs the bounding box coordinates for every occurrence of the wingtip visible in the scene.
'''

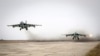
[7,25,10,26]
[37,25,42,26]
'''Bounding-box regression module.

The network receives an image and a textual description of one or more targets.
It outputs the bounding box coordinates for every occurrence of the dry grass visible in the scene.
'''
[86,43,100,56]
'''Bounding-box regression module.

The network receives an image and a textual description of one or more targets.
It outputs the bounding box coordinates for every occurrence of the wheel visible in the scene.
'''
[77,37,79,40]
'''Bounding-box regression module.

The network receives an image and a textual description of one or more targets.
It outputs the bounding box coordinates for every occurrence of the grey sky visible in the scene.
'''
[0,0,100,40]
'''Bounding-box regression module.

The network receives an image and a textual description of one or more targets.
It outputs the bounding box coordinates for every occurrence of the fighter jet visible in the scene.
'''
[7,21,42,30]
[64,32,86,40]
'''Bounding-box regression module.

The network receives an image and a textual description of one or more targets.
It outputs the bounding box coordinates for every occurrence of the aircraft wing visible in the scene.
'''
[66,34,74,37]
[7,24,20,27]
[27,24,42,27]
[79,34,86,37]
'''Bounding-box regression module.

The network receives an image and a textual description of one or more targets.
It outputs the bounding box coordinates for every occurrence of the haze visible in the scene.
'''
[0,0,100,40]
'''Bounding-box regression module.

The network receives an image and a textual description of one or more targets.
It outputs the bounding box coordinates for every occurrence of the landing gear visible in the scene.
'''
[72,37,80,40]
[25,28,28,30]
[20,28,22,30]
[72,37,75,40]
[77,37,79,40]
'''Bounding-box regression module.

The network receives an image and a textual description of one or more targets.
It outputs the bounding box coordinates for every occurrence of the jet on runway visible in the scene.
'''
[7,21,42,30]
[64,32,86,40]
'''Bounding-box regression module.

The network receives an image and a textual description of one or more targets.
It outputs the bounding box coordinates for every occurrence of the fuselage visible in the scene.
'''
[72,33,80,40]
[19,22,28,30]
[73,33,79,37]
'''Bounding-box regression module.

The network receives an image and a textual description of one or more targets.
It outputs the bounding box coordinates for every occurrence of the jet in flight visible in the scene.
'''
[7,21,42,30]
[64,32,86,40]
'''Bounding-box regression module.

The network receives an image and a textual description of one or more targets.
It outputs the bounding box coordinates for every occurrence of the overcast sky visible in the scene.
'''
[0,0,100,40]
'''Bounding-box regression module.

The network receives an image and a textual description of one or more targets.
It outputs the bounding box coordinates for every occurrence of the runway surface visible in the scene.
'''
[0,41,99,56]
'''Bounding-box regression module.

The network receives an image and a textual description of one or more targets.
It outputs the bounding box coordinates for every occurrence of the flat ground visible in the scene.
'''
[0,40,99,56]
[86,43,100,56]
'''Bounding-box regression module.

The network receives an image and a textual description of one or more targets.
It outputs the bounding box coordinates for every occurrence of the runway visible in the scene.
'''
[0,41,99,56]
